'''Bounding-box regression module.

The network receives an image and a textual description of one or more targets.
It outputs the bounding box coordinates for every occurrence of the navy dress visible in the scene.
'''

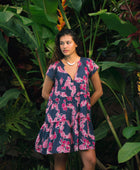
[35,57,99,154]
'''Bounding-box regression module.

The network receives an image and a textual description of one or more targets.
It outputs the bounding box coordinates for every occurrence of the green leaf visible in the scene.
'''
[111,38,128,46]
[29,5,57,26]
[98,61,140,72]
[43,0,58,14]
[0,11,37,49]
[95,114,125,141]
[88,9,107,16]
[19,16,33,26]
[89,11,137,37]
[118,142,140,163]
[0,31,8,55]
[0,11,14,23]
[67,0,82,13]
[0,89,20,109]
[123,125,140,139]
[102,12,136,37]
[100,68,126,95]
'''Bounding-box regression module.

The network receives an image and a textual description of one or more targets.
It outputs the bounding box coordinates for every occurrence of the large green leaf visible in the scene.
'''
[4,101,31,136]
[29,5,57,27]
[67,0,82,13]
[95,114,125,141]
[0,31,8,55]
[0,89,20,109]
[0,12,37,49]
[100,67,126,95]
[31,0,58,14]
[0,11,14,22]
[89,11,137,37]
[122,125,140,139]
[98,61,140,72]
[118,142,140,163]
[100,12,137,37]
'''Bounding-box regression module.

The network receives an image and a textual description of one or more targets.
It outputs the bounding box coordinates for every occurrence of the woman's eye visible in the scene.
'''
[67,41,71,44]
[60,42,64,45]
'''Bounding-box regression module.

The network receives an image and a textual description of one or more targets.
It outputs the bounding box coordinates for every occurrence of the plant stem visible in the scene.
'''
[122,96,129,126]
[98,98,122,148]
[35,48,45,79]
[0,50,30,103]
[75,13,87,58]
[102,80,124,108]
[89,0,107,57]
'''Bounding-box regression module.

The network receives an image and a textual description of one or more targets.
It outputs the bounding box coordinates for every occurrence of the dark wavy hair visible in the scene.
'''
[49,28,83,64]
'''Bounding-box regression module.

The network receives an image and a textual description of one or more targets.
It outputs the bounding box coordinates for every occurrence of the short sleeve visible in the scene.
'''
[87,59,99,78]
[46,63,57,81]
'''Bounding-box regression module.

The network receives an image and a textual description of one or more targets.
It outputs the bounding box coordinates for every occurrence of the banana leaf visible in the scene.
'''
[94,114,125,141]
[0,89,20,109]
[66,0,82,13]
[98,61,140,72]
[118,142,140,163]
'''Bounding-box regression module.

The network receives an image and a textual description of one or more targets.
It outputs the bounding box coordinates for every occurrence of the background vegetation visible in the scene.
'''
[0,0,140,170]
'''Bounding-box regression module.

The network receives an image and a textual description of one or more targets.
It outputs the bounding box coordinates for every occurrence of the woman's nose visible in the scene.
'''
[63,43,67,48]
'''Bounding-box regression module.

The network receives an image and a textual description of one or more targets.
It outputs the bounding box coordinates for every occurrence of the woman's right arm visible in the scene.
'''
[42,75,54,101]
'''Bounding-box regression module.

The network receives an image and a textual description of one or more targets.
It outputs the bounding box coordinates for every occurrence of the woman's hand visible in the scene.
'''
[90,71,103,106]
[42,75,54,101]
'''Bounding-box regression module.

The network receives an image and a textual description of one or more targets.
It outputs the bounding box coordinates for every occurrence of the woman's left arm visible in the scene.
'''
[90,71,103,106]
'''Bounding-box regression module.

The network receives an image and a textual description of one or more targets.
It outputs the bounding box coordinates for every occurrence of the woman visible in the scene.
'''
[35,29,103,170]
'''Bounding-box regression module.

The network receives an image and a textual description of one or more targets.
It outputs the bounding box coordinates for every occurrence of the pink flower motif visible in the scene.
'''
[80,84,84,90]
[35,136,43,152]
[78,61,81,67]
[87,102,91,110]
[80,100,87,107]
[60,77,64,85]
[61,115,66,121]
[71,85,76,96]
[64,77,71,87]
[83,75,88,83]
[47,114,53,123]
[56,139,70,152]
[61,92,67,97]
[43,139,48,148]
[86,59,99,72]
[75,77,83,83]
[61,86,66,90]
[35,135,40,144]
[79,138,90,150]
[35,145,43,152]
[57,66,65,73]
[62,103,67,111]
[48,142,53,152]
[46,61,58,74]
[55,98,59,102]
[67,96,72,101]
[84,67,89,76]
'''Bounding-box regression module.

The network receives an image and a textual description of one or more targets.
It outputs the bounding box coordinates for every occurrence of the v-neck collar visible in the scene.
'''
[60,57,82,81]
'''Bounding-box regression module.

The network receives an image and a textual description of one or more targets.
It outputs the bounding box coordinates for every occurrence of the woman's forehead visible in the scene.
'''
[60,34,73,41]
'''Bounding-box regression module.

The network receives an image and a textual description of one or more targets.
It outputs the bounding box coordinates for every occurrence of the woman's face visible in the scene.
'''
[59,34,77,57]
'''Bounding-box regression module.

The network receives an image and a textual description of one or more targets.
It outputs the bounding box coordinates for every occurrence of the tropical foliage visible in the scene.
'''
[0,0,140,170]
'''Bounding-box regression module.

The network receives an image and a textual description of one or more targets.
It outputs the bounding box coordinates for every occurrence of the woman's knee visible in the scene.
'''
[80,149,96,168]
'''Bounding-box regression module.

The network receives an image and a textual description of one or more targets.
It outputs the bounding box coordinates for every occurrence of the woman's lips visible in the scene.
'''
[63,50,69,53]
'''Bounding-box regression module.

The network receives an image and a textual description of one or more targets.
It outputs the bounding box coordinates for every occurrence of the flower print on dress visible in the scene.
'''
[60,77,64,85]
[79,137,91,150]
[35,57,98,155]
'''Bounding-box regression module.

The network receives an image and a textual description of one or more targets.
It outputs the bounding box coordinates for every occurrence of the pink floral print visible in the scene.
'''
[35,57,99,154]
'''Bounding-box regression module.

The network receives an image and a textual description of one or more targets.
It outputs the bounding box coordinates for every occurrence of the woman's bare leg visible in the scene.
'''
[79,149,96,170]
[54,153,68,170]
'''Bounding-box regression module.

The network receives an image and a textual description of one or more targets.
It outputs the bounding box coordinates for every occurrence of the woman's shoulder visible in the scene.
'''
[48,60,60,68]
[81,57,94,64]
